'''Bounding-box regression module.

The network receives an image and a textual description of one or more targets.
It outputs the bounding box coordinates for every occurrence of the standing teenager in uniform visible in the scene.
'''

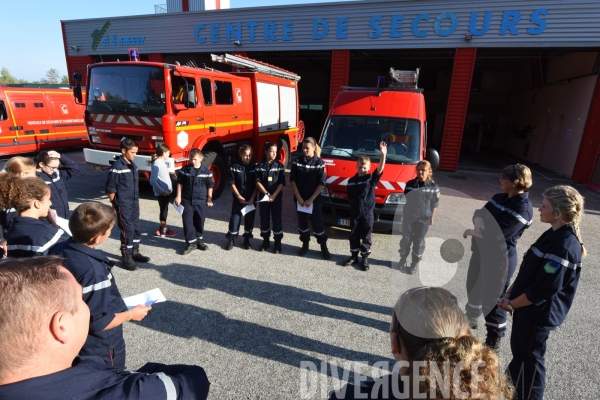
[36,150,79,219]
[344,141,387,271]
[398,160,440,275]
[105,139,151,271]
[149,143,178,238]
[290,137,330,260]
[175,149,214,255]
[498,185,584,400]
[255,142,286,253]
[52,202,151,368]
[463,164,533,351]
[225,144,257,250]
[0,176,68,257]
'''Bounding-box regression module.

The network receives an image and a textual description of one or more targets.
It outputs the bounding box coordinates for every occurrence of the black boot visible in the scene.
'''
[121,254,138,271]
[485,335,502,352]
[343,255,358,267]
[243,237,252,250]
[298,242,309,256]
[197,241,209,251]
[274,239,282,254]
[225,239,234,250]
[467,315,479,329]
[361,256,370,271]
[407,262,418,275]
[182,243,196,255]
[260,239,270,252]
[398,255,407,270]
[132,249,150,263]
[320,243,331,260]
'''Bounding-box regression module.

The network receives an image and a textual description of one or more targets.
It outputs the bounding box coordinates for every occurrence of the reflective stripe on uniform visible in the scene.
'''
[155,372,177,400]
[313,231,325,236]
[45,175,61,184]
[7,229,65,254]
[489,199,533,226]
[530,246,582,270]
[109,169,132,174]
[486,322,507,328]
[82,274,113,294]
[298,228,310,233]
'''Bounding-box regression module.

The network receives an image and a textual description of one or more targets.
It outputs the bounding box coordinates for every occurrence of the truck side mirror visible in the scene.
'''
[72,72,83,104]
[426,148,440,170]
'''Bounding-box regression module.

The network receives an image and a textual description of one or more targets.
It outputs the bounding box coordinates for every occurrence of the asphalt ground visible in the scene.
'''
[3,150,599,399]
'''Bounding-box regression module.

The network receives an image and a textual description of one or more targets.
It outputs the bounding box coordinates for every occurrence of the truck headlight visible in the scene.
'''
[90,135,101,144]
[385,193,406,204]
[320,186,329,197]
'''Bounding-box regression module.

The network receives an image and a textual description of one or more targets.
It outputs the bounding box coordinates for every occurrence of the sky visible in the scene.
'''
[0,0,354,82]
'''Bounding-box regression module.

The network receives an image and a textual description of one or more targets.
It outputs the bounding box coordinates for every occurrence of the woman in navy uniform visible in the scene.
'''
[498,185,584,400]
[225,144,257,250]
[463,164,533,351]
[398,160,440,275]
[36,150,79,219]
[255,142,286,253]
[290,137,330,259]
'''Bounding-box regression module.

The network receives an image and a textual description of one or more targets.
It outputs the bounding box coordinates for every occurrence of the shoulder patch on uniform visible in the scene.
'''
[543,260,561,274]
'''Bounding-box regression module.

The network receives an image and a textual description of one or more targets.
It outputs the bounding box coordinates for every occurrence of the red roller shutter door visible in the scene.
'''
[329,50,350,108]
[439,48,477,171]
[572,75,600,183]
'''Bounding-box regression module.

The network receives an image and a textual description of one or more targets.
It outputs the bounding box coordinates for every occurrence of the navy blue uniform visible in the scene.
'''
[290,155,327,245]
[0,207,17,236]
[6,216,68,257]
[177,165,214,244]
[347,169,382,257]
[106,156,140,257]
[226,161,256,239]
[399,178,440,264]
[37,153,79,219]
[508,225,581,400]
[0,356,210,400]
[52,238,128,368]
[255,160,286,241]
[466,192,533,338]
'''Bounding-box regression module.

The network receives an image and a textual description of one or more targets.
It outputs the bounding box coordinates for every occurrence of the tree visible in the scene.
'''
[0,67,29,84]
[41,68,60,84]
[61,75,69,84]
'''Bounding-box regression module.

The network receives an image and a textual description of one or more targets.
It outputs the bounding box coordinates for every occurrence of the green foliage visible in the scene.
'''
[0,67,29,84]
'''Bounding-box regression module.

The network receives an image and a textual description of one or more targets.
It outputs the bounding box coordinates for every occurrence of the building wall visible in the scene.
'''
[505,52,598,177]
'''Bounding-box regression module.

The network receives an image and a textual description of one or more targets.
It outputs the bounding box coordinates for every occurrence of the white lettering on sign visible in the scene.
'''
[177,130,189,149]
[27,119,84,125]
[236,88,242,103]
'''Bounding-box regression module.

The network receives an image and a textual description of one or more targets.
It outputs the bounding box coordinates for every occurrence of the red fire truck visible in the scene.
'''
[318,69,439,231]
[77,54,304,198]
[0,86,86,156]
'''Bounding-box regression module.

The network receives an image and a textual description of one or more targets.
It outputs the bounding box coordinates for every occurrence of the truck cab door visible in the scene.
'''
[213,79,241,137]
[199,77,215,139]
[0,98,19,155]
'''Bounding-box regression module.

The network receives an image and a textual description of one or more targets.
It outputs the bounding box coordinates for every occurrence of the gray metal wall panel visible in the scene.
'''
[189,0,205,12]
[167,0,182,13]
[64,0,600,56]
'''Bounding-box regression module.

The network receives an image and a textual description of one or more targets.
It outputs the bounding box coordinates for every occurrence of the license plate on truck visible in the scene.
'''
[338,218,350,226]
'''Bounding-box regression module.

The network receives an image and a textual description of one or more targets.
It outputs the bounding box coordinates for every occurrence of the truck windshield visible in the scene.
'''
[87,65,166,117]
[320,116,421,164]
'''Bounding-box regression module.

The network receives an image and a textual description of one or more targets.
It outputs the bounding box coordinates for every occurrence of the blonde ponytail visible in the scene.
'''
[543,185,586,257]
[303,137,321,157]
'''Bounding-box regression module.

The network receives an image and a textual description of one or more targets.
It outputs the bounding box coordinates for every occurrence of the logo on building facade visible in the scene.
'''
[91,21,111,50]
[90,20,145,49]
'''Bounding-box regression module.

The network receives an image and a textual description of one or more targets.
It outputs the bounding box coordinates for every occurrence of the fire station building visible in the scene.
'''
[61,0,600,185]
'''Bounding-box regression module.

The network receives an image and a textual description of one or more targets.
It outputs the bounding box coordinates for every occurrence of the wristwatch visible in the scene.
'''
[506,301,514,312]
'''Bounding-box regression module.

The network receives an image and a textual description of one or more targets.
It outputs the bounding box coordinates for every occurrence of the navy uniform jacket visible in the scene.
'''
[474,192,533,255]
[510,224,582,329]
[290,155,326,201]
[0,356,210,400]
[37,153,79,219]
[6,216,68,257]
[52,238,127,359]
[403,178,440,222]
[105,156,139,207]
[347,169,382,218]
[255,160,286,195]
[0,207,17,235]
[177,165,214,205]
[229,161,256,200]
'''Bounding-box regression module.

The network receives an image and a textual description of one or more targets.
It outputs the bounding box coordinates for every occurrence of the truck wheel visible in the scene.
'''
[202,151,227,200]
[278,138,290,168]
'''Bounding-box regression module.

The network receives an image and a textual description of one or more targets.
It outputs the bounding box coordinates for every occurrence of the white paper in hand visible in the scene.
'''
[257,194,270,202]
[123,288,166,309]
[241,204,256,216]
[297,203,313,214]
[49,209,72,236]
[172,201,184,215]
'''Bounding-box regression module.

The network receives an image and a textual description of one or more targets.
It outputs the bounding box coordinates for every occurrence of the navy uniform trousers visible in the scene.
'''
[349,212,374,257]
[115,203,140,257]
[297,196,327,245]
[182,201,207,243]
[227,200,256,239]
[399,217,430,264]
[260,194,283,240]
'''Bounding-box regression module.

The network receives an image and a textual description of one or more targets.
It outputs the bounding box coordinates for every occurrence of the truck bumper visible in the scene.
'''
[320,195,404,232]
[83,148,175,173]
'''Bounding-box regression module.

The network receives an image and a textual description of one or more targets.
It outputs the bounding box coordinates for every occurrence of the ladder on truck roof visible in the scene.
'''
[211,53,300,82]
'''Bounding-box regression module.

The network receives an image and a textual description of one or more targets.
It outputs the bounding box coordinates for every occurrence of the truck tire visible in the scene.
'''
[202,151,227,200]
[278,138,290,168]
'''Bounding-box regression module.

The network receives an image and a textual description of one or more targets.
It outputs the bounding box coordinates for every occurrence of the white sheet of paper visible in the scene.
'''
[123,288,166,309]
[172,201,184,215]
[297,203,314,214]
[49,209,72,236]
[257,194,270,202]
[241,204,256,216]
